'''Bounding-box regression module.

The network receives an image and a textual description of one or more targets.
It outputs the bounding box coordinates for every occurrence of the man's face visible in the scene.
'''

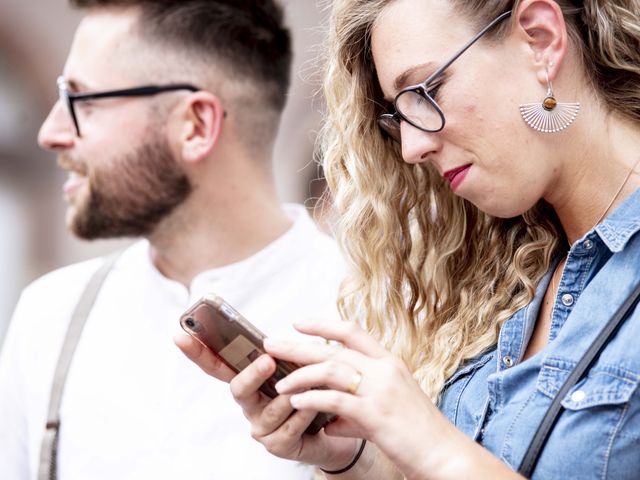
[38,9,191,239]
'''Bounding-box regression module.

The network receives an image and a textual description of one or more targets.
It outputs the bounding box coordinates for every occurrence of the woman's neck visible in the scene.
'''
[546,113,640,245]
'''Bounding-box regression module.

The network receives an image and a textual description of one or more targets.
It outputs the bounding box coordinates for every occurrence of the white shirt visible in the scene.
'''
[0,204,345,480]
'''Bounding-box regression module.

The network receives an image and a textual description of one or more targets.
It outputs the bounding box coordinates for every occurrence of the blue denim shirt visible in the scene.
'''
[439,188,640,479]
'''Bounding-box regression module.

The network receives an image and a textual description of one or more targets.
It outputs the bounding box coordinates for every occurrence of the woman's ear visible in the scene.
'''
[178,91,225,165]
[514,0,569,83]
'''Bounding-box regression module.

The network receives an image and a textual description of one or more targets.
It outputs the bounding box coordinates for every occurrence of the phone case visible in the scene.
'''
[180,294,335,434]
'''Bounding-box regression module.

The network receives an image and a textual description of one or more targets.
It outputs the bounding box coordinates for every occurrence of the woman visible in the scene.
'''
[177,0,640,477]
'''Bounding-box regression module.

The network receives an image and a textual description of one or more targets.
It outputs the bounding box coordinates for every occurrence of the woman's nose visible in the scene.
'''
[400,121,441,165]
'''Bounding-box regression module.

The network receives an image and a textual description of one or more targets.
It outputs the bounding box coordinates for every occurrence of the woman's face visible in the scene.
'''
[371,0,558,218]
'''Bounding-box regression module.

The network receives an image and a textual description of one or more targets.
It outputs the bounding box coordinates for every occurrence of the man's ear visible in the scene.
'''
[515,0,569,83]
[178,91,225,164]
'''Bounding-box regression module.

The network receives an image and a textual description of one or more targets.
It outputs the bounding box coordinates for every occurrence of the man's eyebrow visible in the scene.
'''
[65,77,91,92]
[393,61,436,92]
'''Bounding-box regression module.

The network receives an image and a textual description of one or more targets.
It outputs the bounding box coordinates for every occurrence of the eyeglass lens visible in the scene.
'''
[396,90,444,131]
[57,78,81,136]
[377,115,401,142]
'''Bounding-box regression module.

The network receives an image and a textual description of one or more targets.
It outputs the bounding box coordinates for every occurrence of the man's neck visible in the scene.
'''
[147,183,292,287]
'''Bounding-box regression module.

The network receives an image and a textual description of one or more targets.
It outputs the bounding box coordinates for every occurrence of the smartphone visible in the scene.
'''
[180,294,335,434]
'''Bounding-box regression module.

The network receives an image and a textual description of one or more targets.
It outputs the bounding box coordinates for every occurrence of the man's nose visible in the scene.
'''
[38,101,75,151]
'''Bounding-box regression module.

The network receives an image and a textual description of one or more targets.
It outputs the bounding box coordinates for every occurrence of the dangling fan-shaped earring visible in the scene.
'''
[520,67,580,133]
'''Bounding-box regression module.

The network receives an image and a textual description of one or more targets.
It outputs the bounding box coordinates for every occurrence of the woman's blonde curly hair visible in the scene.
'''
[320,0,640,401]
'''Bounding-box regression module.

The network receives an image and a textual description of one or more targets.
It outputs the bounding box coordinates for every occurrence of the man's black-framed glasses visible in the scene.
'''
[378,10,512,143]
[57,76,200,137]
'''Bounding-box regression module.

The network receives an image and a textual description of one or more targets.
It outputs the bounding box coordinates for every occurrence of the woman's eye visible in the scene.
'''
[427,82,442,100]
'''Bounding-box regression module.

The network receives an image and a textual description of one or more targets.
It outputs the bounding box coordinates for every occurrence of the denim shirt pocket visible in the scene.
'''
[533,357,640,477]
[439,352,495,435]
[537,356,639,409]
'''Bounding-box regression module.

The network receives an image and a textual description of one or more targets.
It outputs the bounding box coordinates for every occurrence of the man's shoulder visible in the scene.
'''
[8,256,110,345]
[22,242,143,301]
[23,256,105,298]
[11,244,145,336]
[283,204,340,251]
[281,204,344,268]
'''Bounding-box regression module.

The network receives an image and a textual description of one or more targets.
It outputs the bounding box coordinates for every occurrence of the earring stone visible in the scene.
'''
[542,96,557,110]
[520,70,579,133]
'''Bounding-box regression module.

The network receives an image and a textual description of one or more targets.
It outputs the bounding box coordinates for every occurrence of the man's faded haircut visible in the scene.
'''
[70,0,292,112]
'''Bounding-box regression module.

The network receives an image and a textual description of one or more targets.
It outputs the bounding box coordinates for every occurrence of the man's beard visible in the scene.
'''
[64,135,191,240]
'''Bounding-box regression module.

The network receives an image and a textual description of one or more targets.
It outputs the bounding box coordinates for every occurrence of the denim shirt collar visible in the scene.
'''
[593,187,640,253]
[498,188,640,370]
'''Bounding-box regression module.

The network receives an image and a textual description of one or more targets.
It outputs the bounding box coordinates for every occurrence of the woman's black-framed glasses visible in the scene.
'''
[378,10,512,143]
[57,76,200,137]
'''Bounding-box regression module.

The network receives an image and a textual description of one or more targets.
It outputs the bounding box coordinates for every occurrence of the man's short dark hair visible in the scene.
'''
[70,0,292,112]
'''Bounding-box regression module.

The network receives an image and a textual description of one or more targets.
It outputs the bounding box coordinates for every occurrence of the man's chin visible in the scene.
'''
[66,207,103,240]
[65,208,81,235]
[66,207,156,240]
[67,215,95,240]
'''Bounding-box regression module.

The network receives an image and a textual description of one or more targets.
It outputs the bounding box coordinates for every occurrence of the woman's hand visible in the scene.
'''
[266,321,522,480]
[176,327,521,480]
[263,321,442,477]
[174,334,360,472]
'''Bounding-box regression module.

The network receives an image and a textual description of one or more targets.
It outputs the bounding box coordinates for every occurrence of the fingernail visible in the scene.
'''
[275,379,288,393]
[257,355,272,373]
[292,320,312,328]
[289,394,301,408]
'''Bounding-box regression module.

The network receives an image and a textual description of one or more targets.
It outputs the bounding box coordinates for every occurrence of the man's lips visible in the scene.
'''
[63,172,87,196]
[58,155,87,175]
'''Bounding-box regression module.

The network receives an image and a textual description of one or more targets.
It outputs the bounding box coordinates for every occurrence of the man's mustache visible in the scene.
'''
[57,154,88,175]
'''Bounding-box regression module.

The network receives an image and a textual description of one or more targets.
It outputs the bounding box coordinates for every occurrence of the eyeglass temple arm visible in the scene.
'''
[68,84,199,101]
[422,10,512,86]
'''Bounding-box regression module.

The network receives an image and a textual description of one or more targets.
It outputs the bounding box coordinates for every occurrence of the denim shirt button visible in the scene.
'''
[583,239,594,250]
[561,293,574,306]
[570,390,586,402]
[502,356,514,368]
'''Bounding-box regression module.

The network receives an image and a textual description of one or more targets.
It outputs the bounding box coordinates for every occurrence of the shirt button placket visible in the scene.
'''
[502,356,514,368]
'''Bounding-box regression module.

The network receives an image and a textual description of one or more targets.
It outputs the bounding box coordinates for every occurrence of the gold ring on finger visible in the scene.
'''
[347,370,363,395]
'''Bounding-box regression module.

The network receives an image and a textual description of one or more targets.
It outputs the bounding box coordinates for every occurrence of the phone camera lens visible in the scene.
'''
[185,318,196,328]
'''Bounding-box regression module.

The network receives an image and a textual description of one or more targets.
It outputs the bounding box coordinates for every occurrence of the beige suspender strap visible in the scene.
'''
[38,251,122,480]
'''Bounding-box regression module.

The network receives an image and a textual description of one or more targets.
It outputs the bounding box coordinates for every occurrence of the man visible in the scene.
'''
[0,1,344,478]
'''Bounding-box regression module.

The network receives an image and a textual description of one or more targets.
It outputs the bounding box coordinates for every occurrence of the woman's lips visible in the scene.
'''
[443,164,471,191]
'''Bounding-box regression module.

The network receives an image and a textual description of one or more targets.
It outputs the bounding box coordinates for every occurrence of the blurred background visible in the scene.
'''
[0,0,329,344]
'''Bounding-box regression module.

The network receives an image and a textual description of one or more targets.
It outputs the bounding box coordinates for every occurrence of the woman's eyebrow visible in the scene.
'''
[393,61,436,91]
